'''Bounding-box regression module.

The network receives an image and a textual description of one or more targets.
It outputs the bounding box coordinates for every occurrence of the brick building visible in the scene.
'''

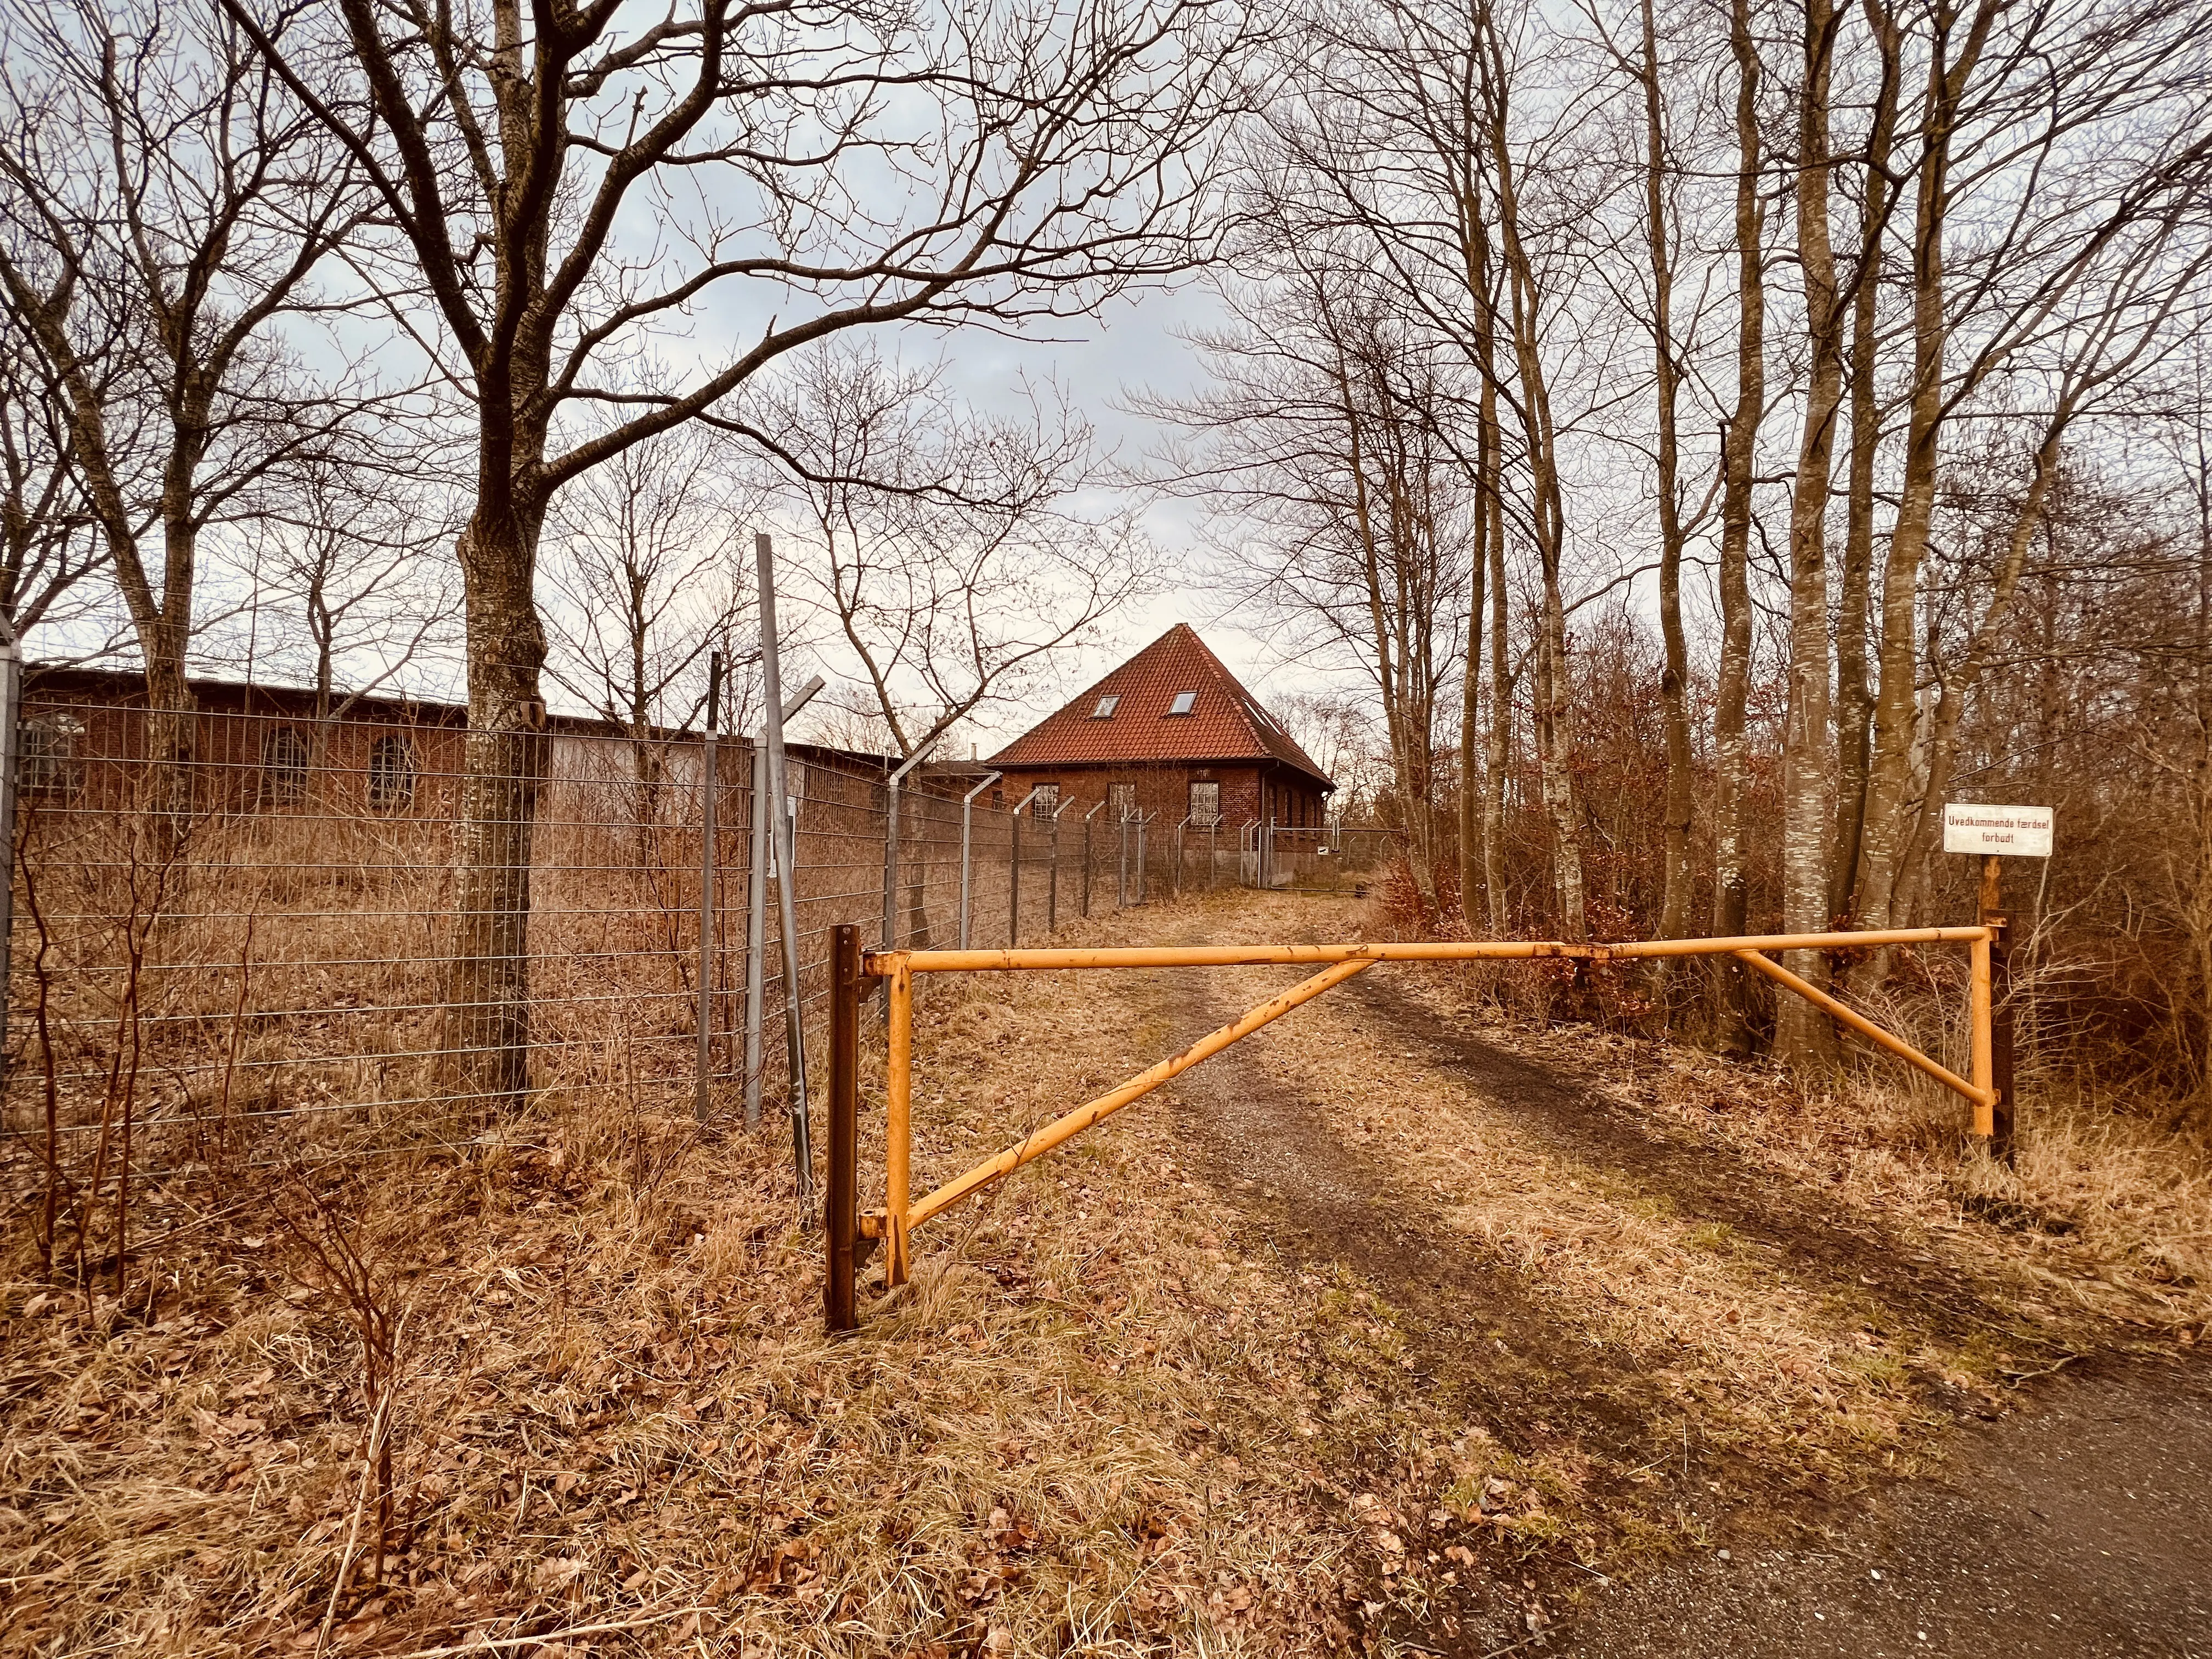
[986,624,1333,831]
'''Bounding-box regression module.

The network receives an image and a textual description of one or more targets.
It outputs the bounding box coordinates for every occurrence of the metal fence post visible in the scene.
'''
[1008,787,1041,945]
[742,739,768,1129]
[826,924,860,1334]
[1210,819,1220,890]
[1082,800,1102,918]
[756,533,813,1204]
[695,652,722,1124]
[1136,811,1149,904]
[741,674,822,1131]
[958,771,999,951]
[879,747,933,1008]
[1049,795,1072,933]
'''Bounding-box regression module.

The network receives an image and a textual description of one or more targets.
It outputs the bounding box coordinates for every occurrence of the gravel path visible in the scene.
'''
[1559,1356,2212,1658]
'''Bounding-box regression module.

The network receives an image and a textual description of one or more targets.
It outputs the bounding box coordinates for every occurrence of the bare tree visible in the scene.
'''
[0,0,374,815]
[748,341,1152,761]
[227,0,1250,1108]
[1146,273,1468,912]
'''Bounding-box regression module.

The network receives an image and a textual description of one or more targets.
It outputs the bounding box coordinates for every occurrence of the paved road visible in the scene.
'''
[1559,1356,2212,1658]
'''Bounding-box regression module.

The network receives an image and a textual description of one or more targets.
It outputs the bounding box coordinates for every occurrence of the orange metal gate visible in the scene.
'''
[822,924,2006,1333]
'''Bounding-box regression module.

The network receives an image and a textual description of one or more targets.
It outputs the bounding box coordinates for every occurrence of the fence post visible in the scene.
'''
[1008,787,1042,944]
[826,924,860,1334]
[958,771,999,951]
[1082,801,1102,918]
[695,653,722,1124]
[756,533,813,1204]
[1049,797,1071,933]
[1210,820,1219,890]
[1118,811,1128,907]
[887,955,913,1286]
[742,740,768,1129]
[1982,855,2017,1162]
[879,747,933,1009]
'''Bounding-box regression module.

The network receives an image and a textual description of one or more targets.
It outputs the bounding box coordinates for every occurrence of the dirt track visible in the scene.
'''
[1141,906,2211,1657]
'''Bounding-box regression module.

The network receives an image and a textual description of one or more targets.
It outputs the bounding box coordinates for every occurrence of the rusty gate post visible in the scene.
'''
[826,924,861,1334]
[1981,855,2016,1164]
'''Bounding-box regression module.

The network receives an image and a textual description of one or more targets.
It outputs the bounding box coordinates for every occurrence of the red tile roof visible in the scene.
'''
[986,625,1333,787]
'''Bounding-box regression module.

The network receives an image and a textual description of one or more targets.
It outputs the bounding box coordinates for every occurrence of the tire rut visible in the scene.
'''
[1336,970,2084,1357]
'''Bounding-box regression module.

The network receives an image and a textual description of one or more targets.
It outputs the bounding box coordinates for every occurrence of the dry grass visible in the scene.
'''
[6,889,2207,1657]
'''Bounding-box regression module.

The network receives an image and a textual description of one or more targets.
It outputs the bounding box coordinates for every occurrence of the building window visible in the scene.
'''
[21,713,83,797]
[259,726,309,805]
[368,733,416,811]
[1109,782,1136,819]
[1092,695,1119,718]
[1189,780,1220,827]
[1166,690,1197,716]
[1032,782,1059,817]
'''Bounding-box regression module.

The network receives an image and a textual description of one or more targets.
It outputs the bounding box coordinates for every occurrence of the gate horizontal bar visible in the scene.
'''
[866,925,1990,977]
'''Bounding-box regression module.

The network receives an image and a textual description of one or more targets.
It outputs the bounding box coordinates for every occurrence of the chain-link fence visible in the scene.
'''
[3,675,1350,1204]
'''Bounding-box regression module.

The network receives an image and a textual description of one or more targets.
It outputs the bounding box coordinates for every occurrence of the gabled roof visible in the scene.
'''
[986,624,1333,788]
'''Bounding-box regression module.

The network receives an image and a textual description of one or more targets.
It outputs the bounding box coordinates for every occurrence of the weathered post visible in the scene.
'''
[1049,796,1073,932]
[742,740,769,1128]
[1982,855,2017,1164]
[825,924,861,1334]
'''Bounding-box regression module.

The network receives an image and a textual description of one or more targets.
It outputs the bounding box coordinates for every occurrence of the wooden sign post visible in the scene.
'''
[1943,804,2053,1163]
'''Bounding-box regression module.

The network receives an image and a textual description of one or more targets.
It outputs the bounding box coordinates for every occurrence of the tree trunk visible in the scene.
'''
[1458,470,1487,934]
[1710,0,1765,1050]
[1482,434,1511,936]
[444,506,550,1114]
[1777,0,1847,1066]
[1641,0,1694,950]
[1830,1,1901,921]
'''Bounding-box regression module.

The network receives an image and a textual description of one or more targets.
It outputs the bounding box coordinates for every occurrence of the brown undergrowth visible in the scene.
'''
[5,890,2207,1658]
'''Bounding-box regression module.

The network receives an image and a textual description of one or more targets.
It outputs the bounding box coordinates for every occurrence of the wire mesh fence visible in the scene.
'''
[2,678,1378,1204]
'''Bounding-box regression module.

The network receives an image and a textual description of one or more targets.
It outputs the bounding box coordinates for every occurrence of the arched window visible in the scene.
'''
[368,733,416,811]
[259,726,308,805]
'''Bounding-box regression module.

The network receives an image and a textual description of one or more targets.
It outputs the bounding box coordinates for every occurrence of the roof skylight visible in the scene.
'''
[1167,691,1197,716]
[1091,695,1120,718]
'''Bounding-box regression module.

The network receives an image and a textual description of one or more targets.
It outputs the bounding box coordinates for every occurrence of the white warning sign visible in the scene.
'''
[1943,803,2053,857]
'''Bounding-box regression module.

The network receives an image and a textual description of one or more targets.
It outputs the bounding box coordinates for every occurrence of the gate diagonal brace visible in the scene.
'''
[862,954,1376,1262]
